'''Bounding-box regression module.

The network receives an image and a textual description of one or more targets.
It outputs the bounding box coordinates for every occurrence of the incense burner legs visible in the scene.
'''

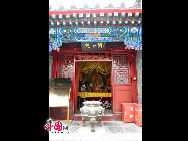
[82,118,86,127]
[90,118,96,132]
[98,119,102,127]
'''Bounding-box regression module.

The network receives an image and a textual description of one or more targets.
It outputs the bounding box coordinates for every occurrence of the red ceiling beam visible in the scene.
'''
[49,9,142,16]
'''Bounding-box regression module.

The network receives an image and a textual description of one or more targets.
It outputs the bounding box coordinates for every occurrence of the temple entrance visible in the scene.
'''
[75,61,112,115]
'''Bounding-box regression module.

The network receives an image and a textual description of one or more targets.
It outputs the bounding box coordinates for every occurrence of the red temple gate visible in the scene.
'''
[51,42,138,121]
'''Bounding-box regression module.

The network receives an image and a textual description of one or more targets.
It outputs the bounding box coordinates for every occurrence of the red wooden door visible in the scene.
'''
[113,52,132,120]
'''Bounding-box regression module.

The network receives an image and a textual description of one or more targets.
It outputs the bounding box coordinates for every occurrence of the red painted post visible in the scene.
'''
[57,53,60,78]
[128,50,131,87]
[111,49,115,116]
[52,50,57,78]
[73,50,76,114]
[131,50,138,103]
[75,62,78,114]
[130,50,134,103]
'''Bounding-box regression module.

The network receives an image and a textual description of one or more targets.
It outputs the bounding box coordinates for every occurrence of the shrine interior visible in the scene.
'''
[77,61,112,115]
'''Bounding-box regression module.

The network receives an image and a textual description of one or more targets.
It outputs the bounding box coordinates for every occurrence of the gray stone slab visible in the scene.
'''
[49,121,142,141]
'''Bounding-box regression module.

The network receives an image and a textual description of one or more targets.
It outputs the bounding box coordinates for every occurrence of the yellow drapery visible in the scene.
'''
[78,62,111,83]
[78,61,111,93]
[78,61,111,75]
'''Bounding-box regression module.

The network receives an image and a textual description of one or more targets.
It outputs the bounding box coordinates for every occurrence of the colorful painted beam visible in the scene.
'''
[49,9,142,51]
[49,26,142,51]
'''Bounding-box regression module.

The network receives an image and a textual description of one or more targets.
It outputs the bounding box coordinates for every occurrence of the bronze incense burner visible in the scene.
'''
[80,101,105,132]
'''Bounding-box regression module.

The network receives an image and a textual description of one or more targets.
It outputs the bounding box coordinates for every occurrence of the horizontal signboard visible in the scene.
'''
[81,42,106,51]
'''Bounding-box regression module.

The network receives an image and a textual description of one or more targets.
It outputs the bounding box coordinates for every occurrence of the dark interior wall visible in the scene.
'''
[136,50,142,104]
[49,53,53,81]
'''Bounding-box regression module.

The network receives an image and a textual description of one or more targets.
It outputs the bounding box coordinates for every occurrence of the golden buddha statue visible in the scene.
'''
[94,79,100,92]
[91,72,103,92]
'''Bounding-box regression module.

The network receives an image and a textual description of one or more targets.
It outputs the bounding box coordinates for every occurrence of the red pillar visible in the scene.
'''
[52,50,58,78]
[132,50,138,103]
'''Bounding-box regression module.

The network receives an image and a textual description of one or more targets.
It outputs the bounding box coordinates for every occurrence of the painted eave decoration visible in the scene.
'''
[49,9,142,51]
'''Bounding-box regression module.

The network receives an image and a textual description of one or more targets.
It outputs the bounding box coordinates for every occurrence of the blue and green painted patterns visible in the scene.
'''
[49,26,142,51]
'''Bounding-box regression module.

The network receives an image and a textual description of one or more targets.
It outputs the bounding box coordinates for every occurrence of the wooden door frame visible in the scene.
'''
[52,48,138,118]
[74,59,113,114]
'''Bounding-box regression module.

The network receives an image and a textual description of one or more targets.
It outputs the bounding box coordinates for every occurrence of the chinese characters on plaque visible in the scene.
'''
[81,42,106,51]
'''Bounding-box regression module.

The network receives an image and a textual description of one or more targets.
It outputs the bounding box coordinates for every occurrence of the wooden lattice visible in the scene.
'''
[76,52,111,60]
[59,54,74,79]
[114,54,129,84]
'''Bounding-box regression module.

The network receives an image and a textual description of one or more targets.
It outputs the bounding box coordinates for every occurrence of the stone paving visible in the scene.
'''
[49,121,142,141]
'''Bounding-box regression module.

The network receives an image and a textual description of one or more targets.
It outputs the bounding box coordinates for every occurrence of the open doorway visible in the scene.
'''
[76,61,112,115]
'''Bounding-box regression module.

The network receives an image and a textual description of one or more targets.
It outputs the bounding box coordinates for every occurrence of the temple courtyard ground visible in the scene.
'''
[49,121,142,141]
